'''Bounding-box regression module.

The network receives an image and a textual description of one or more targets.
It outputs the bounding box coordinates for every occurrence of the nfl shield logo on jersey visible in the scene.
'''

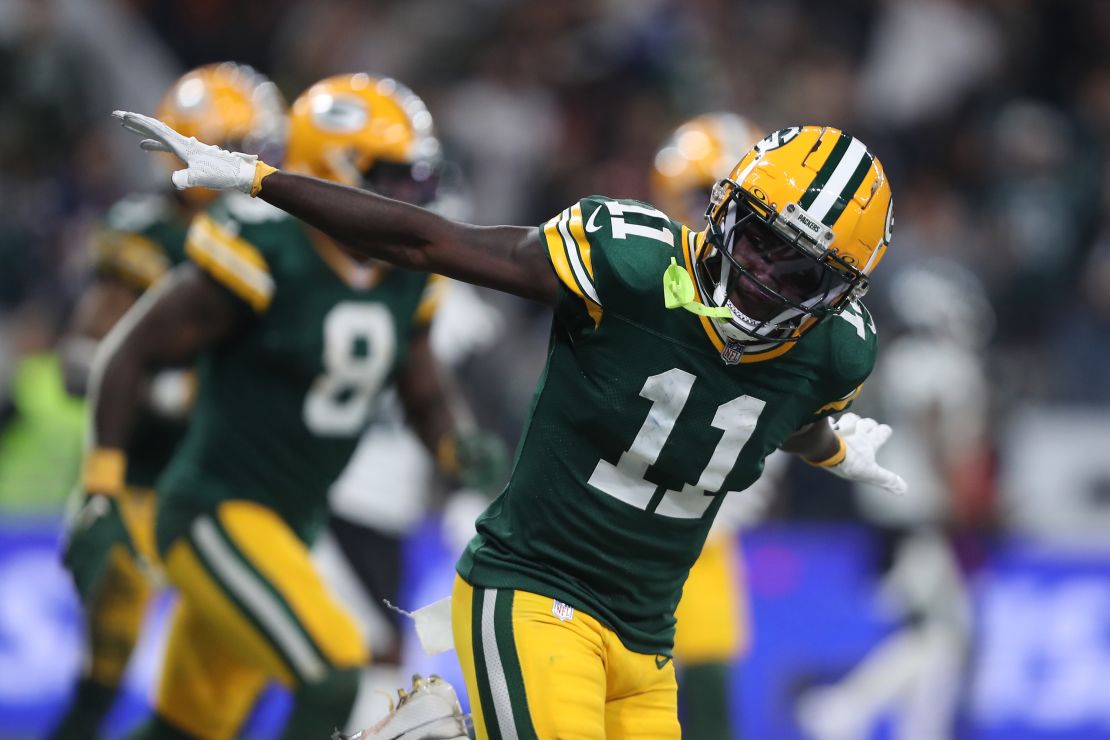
[721,339,745,365]
[552,600,575,622]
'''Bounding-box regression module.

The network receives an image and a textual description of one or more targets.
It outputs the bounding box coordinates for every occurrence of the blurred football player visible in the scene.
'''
[796,260,989,740]
[51,62,287,739]
[115,111,906,738]
[652,111,764,740]
[92,75,480,739]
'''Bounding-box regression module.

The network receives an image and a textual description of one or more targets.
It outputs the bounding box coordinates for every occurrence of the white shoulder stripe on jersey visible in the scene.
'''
[804,138,869,223]
[192,517,326,683]
[481,588,519,739]
[556,208,602,306]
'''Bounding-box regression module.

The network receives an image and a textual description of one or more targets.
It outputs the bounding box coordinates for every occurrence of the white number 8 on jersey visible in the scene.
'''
[303,302,396,436]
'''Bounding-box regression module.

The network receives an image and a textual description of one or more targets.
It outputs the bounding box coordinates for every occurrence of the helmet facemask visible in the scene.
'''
[698,179,869,344]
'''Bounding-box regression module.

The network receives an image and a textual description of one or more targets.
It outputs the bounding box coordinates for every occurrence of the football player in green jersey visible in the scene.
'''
[115,110,907,739]
[93,76,474,739]
[52,63,286,740]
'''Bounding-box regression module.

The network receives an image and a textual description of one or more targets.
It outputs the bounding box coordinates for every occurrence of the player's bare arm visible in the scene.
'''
[91,264,243,451]
[113,110,558,303]
[260,172,558,304]
[780,419,841,463]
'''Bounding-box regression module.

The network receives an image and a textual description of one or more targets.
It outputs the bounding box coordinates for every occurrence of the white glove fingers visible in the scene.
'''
[139,139,173,153]
[170,169,192,190]
[117,112,184,151]
[872,424,893,447]
[879,470,908,495]
[116,112,159,138]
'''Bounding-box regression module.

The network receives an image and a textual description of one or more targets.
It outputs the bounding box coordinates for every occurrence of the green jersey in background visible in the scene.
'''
[157,193,441,549]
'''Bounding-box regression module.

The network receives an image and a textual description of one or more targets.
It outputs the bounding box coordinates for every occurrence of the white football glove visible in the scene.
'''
[112,110,259,193]
[824,412,908,495]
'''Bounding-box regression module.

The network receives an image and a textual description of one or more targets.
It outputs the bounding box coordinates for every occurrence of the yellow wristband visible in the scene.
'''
[805,434,847,468]
[82,448,127,496]
[435,434,459,477]
[250,161,278,197]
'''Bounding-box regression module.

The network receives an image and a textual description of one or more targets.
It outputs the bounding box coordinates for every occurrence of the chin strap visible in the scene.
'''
[663,258,732,318]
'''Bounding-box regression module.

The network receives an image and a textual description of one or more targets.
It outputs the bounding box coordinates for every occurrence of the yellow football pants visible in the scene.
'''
[672,533,750,665]
[157,500,367,739]
[452,576,681,740]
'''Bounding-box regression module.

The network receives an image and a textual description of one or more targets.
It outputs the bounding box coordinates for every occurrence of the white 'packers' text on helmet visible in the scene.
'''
[284,73,442,205]
[697,125,894,347]
[652,113,763,227]
[156,62,287,161]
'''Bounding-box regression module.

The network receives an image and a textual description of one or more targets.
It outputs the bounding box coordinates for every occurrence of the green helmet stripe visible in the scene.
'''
[799,132,851,210]
[822,151,874,226]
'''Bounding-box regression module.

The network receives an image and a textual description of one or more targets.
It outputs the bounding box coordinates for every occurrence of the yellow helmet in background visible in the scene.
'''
[697,125,893,345]
[156,62,287,159]
[652,113,763,227]
[284,73,441,205]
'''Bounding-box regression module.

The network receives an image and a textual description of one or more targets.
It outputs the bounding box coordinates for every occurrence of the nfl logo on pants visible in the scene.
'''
[552,600,575,622]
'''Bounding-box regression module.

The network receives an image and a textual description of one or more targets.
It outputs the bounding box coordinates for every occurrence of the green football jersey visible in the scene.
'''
[156,194,440,548]
[95,193,190,489]
[457,196,876,655]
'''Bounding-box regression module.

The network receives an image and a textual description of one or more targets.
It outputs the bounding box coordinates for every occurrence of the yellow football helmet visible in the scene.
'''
[697,125,893,345]
[156,62,287,159]
[652,113,763,226]
[284,73,442,205]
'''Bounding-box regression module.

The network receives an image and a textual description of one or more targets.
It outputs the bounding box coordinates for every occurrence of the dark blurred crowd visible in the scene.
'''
[2,0,1110,518]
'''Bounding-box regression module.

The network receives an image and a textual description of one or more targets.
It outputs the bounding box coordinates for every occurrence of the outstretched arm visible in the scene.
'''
[112,111,559,305]
[261,173,556,303]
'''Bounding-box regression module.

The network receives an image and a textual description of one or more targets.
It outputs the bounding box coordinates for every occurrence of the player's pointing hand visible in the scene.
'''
[112,110,265,194]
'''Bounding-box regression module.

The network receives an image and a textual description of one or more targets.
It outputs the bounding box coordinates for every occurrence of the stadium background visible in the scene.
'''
[2,0,1110,738]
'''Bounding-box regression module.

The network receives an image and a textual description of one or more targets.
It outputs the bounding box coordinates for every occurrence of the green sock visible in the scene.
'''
[282,667,360,740]
[48,677,118,740]
[679,661,735,740]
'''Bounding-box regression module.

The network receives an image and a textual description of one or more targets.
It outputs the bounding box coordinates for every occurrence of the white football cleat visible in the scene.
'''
[335,674,470,740]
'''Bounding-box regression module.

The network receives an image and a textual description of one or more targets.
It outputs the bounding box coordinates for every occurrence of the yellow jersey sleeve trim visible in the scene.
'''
[92,230,171,290]
[815,383,864,415]
[186,214,274,313]
[414,274,448,326]
[543,210,603,327]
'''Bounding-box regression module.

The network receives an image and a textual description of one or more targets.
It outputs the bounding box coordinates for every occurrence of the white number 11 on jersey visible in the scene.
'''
[586,368,766,519]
